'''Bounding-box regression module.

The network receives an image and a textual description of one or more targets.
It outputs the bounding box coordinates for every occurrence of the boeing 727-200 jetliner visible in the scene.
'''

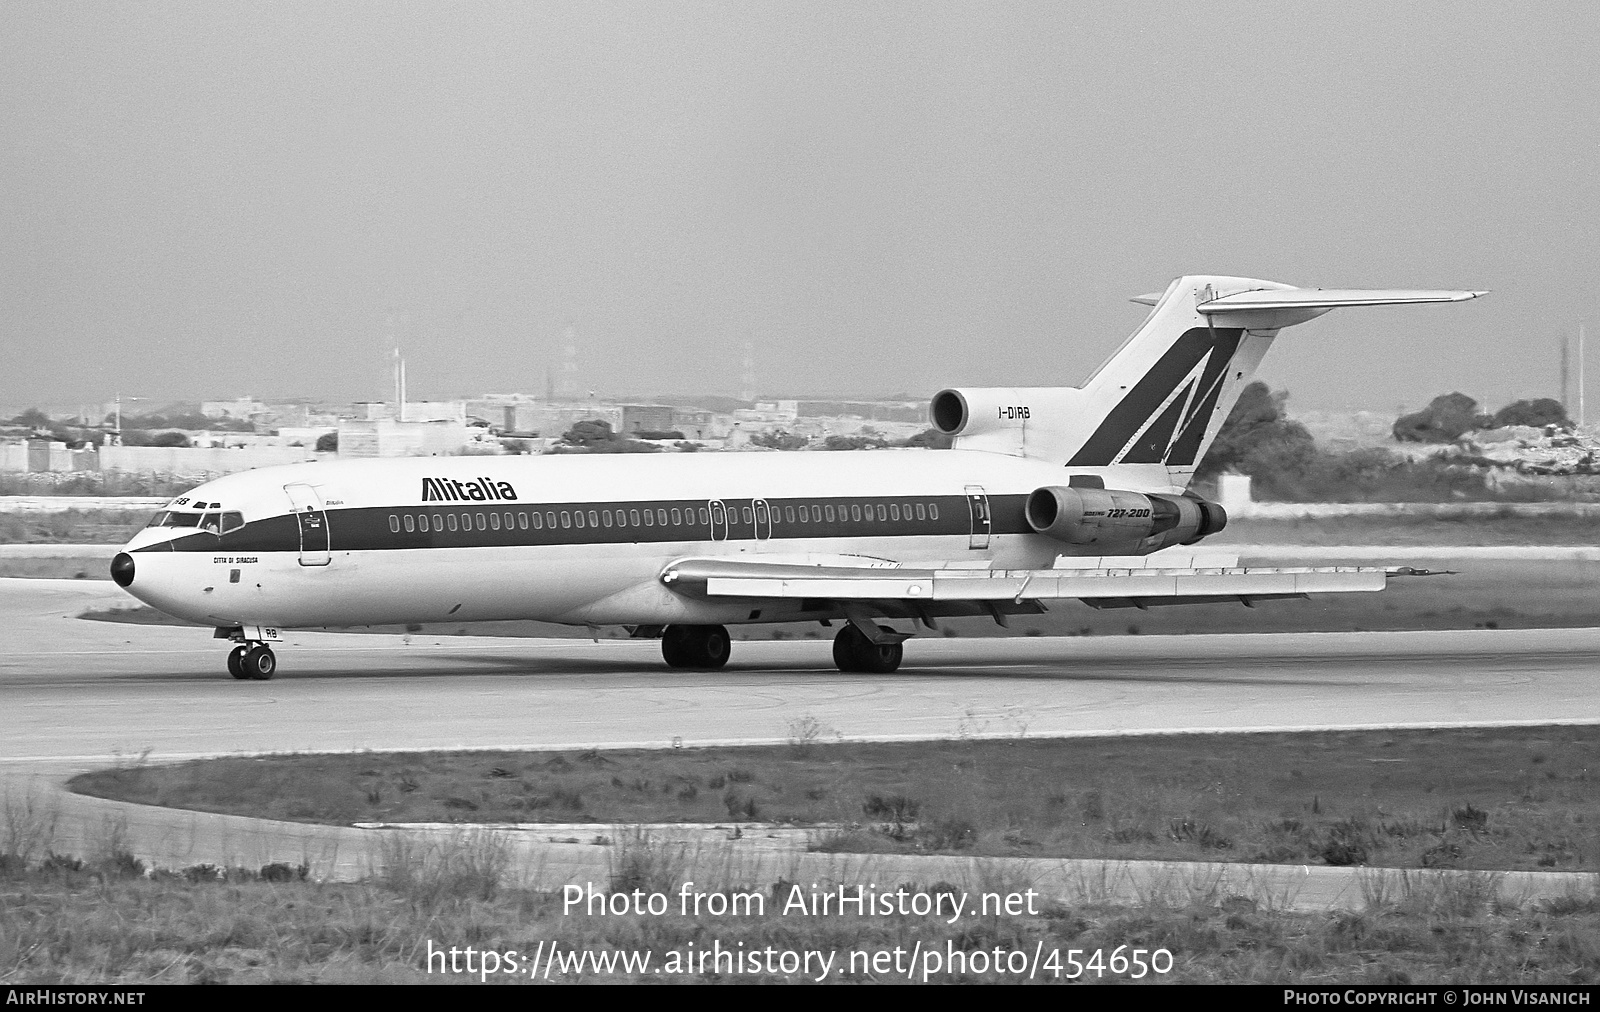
[110,276,1484,679]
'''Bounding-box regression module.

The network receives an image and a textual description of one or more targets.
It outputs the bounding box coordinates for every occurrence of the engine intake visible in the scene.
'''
[1025,486,1227,553]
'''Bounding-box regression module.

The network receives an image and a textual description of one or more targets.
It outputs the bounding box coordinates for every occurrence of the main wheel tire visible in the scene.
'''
[866,626,904,674]
[244,645,276,680]
[832,626,867,672]
[662,625,731,669]
[692,625,730,669]
[661,626,695,668]
[832,625,903,674]
[227,645,248,680]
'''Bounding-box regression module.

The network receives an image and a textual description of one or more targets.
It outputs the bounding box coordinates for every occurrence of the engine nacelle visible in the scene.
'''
[1025,486,1228,553]
[930,387,1045,437]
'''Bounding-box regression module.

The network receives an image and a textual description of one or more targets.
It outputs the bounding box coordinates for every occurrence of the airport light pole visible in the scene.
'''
[110,394,144,447]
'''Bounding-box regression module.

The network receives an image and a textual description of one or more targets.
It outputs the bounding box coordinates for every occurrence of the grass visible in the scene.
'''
[0,510,150,547]
[1,844,1597,983]
[0,471,201,498]
[70,726,1600,873]
[16,763,1600,983]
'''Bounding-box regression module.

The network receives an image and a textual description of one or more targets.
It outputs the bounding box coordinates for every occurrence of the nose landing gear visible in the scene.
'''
[227,644,277,680]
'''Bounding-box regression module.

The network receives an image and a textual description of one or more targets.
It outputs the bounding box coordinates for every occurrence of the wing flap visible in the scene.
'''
[665,558,1389,602]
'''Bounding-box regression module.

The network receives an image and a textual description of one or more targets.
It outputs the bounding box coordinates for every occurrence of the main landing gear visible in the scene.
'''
[661,624,731,670]
[832,624,903,674]
[227,643,277,680]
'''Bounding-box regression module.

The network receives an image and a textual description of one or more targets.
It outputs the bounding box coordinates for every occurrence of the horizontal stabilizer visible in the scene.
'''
[1197,289,1487,312]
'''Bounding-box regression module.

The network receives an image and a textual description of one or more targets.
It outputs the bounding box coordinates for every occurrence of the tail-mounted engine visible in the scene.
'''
[1025,485,1227,553]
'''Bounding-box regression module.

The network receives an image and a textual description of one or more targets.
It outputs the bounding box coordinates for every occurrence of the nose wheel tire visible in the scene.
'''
[832,624,903,674]
[661,625,731,670]
[227,645,248,680]
[239,645,276,680]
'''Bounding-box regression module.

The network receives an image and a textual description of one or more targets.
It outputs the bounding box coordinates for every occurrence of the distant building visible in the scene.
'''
[620,404,676,434]
[467,394,542,433]
[671,407,716,440]
[201,397,268,420]
[505,403,623,438]
[337,419,470,457]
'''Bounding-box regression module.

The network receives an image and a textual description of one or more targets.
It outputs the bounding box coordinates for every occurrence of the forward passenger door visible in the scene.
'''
[284,483,331,566]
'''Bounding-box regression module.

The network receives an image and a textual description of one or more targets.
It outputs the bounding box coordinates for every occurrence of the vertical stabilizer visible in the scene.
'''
[929,276,1484,490]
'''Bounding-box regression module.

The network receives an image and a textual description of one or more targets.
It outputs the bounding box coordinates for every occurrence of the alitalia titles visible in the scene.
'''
[421,477,518,503]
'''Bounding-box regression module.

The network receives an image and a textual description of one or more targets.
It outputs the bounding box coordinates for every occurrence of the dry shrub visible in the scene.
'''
[378,829,510,908]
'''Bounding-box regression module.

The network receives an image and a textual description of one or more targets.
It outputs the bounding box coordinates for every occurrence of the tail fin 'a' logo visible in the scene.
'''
[1066,327,1242,467]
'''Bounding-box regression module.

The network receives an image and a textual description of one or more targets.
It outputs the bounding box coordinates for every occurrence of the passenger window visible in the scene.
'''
[504,512,514,529]
[812,505,822,522]
[476,512,487,529]
[517,512,527,530]
[796,506,807,523]
[388,515,400,533]
[418,515,430,532]
[890,504,899,521]
[546,512,557,528]
[876,504,886,521]
[616,510,627,528]
[447,514,459,531]
[588,510,599,527]
[404,514,415,533]
[742,506,753,524]
[575,511,586,528]
[929,503,939,520]
[432,513,444,531]
[631,509,642,525]
[824,505,835,522]
[644,510,654,526]
[850,505,861,522]
[561,512,571,528]
[697,507,709,524]
[785,506,795,523]
[657,509,667,526]
[603,510,613,527]
[532,512,542,529]
[671,508,682,525]
[915,503,926,520]
[490,513,500,530]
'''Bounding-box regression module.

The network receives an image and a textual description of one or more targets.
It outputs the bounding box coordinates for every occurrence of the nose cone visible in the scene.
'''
[110,552,135,587]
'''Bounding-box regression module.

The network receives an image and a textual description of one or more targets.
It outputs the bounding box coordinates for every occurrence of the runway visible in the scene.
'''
[6,576,1600,762]
[3,575,1598,909]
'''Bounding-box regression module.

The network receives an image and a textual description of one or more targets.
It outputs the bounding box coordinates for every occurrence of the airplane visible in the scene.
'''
[109,275,1484,680]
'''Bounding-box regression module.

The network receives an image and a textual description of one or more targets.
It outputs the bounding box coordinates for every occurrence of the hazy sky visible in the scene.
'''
[4,2,1597,416]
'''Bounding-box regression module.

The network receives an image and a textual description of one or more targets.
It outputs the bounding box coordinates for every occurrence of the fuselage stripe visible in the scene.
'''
[143,493,1033,554]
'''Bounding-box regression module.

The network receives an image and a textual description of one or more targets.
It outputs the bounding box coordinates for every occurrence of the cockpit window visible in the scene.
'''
[147,510,245,532]
[149,511,201,528]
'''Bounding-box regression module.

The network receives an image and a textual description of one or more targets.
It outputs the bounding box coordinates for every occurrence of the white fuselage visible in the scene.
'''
[116,450,1172,631]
